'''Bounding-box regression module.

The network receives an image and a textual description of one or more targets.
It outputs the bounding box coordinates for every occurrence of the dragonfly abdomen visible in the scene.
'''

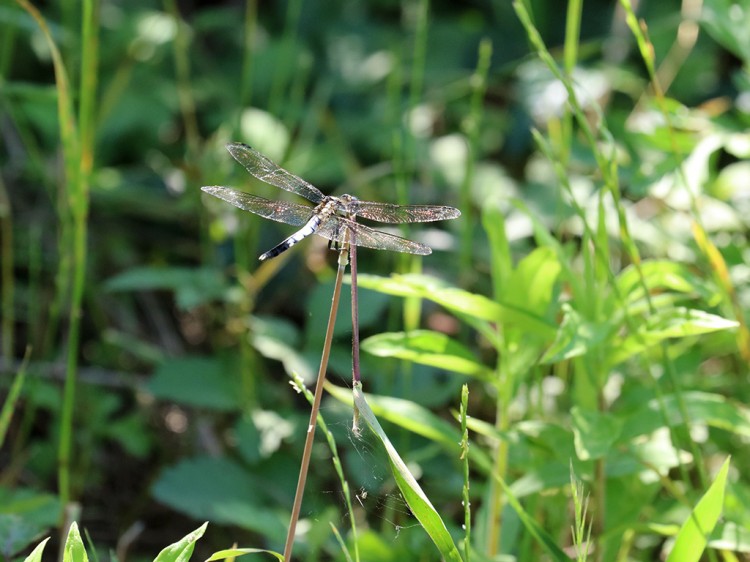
[258,199,337,261]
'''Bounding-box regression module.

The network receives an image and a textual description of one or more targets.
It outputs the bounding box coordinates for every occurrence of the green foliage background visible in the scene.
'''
[1,0,749,560]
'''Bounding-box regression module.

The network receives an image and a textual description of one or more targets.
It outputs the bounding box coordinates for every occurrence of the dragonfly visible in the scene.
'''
[202,143,461,261]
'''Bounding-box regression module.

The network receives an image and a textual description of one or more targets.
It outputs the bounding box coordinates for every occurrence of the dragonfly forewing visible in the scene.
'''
[201,186,312,226]
[226,143,325,204]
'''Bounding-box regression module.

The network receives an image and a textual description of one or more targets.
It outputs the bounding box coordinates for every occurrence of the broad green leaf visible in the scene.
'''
[154,523,207,562]
[63,523,88,562]
[540,304,609,363]
[357,273,503,322]
[505,246,561,320]
[250,316,313,381]
[105,267,227,310]
[148,357,242,410]
[23,537,50,562]
[352,383,463,562]
[610,308,738,365]
[0,515,48,560]
[702,0,750,63]
[619,391,750,441]
[357,273,555,336]
[153,457,285,541]
[616,261,718,306]
[571,407,622,461]
[666,457,730,562]
[362,330,493,380]
[205,547,284,562]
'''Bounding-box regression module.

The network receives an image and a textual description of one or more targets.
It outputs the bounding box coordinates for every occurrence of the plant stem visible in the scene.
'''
[0,175,14,361]
[283,247,349,562]
[460,384,471,562]
[350,243,360,384]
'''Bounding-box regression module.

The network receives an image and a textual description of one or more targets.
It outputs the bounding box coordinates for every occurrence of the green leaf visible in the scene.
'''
[571,407,623,461]
[105,267,227,310]
[489,467,571,561]
[505,246,561,320]
[540,304,609,363]
[362,330,493,380]
[666,457,730,562]
[23,537,50,562]
[153,457,285,541]
[356,273,556,337]
[63,523,88,562]
[153,523,207,562]
[351,383,463,562]
[205,548,284,562]
[619,391,750,440]
[616,261,719,306]
[0,515,48,560]
[611,308,738,365]
[148,357,242,411]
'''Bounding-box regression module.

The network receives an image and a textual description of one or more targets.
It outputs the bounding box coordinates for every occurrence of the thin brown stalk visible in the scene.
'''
[350,240,360,384]
[283,246,349,562]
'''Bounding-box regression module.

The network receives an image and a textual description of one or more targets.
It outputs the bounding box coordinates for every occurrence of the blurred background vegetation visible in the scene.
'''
[2,0,750,560]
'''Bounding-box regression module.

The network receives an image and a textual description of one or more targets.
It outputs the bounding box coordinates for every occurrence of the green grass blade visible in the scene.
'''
[352,382,463,562]
[666,457,730,562]
[0,347,30,447]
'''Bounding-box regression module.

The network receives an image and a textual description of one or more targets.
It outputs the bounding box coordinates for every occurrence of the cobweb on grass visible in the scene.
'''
[313,398,422,542]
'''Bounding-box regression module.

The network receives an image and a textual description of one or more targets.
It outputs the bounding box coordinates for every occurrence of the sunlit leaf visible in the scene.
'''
[22,537,50,562]
[205,548,284,562]
[571,407,623,461]
[540,304,609,363]
[666,457,730,562]
[63,523,88,562]
[356,273,555,336]
[362,330,493,380]
[153,523,207,562]
[352,383,463,562]
[619,391,750,440]
[610,308,738,365]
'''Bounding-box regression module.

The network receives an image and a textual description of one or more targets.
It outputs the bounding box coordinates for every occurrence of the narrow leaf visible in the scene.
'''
[352,383,463,562]
[23,537,50,562]
[666,457,730,562]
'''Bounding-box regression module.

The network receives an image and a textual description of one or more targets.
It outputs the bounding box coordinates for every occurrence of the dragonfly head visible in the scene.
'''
[336,193,360,215]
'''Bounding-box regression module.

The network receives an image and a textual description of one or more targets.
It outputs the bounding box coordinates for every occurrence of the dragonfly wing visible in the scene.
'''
[226,143,325,204]
[316,217,432,255]
[352,201,461,223]
[202,186,311,226]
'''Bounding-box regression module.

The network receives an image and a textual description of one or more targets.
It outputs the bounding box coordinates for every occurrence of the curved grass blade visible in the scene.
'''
[352,382,463,562]
[666,457,730,562]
